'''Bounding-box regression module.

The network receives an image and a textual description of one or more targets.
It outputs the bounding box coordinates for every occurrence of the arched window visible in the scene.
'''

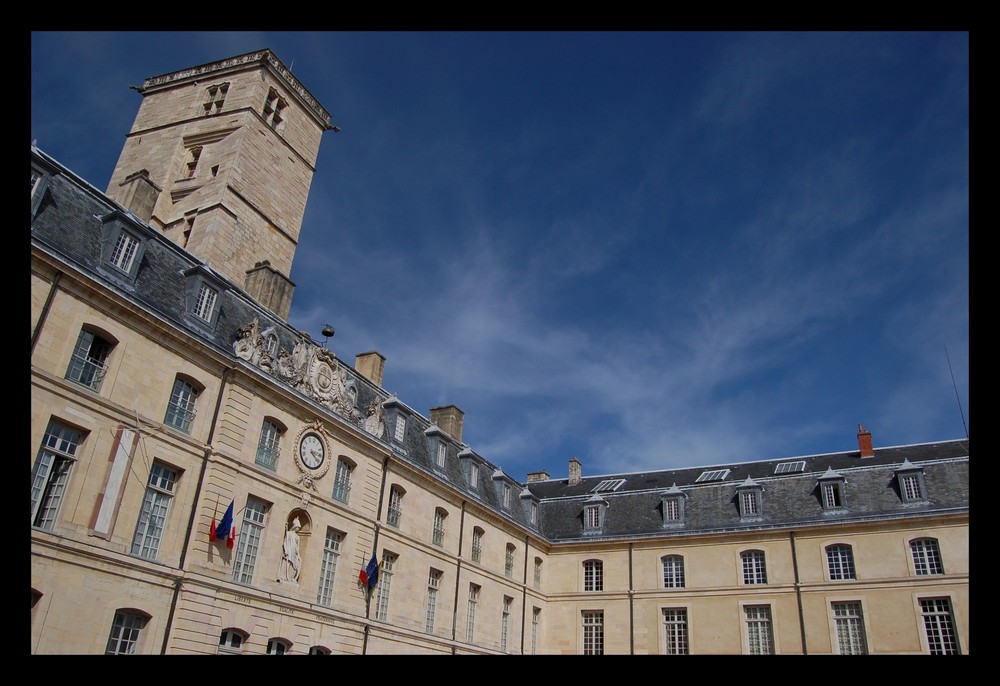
[662,554,685,588]
[583,559,603,591]
[741,550,767,585]
[106,608,150,654]
[66,326,117,392]
[266,638,291,655]
[911,538,944,575]
[218,628,247,654]
[826,543,856,580]
[256,418,285,470]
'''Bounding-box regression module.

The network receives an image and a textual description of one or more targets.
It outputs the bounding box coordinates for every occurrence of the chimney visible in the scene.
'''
[114,169,161,222]
[857,424,874,458]
[568,457,582,486]
[355,351,386,387]
[429,405,464,443]
[526,470,550,483]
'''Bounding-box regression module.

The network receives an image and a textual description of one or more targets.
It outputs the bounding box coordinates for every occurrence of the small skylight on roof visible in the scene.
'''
[774,460,806,475]
[695,469,730,483]
[591,478,626,493]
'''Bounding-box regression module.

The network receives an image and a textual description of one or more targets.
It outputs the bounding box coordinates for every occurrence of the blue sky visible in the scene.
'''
[31,31,969,483]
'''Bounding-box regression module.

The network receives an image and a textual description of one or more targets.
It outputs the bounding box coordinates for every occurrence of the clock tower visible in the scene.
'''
[105,49,336,320]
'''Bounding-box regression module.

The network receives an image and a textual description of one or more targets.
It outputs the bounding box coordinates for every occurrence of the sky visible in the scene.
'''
[30,31,969,484]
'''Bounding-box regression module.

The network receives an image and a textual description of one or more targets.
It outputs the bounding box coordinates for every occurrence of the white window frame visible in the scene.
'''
[218,629,246,654]
[432,508,446,547]
[531,608,540,655]
[826,544,857,581]
[662,554,685,589]
[505,543,516,578]
[164,377,199,433]
[332,458,352,503]
[232,497,268,585]
[584,559,604,592]
[266,638,290,655]
[316,528,343,607]
[31,421,83,530]
[387,487,403,527]
[582,610,604,655]
[744,604,775,655]
[471,527,483,563]
[739,489,760,516]
[435,441,447,468]
[911,537,944,575]
[425,569,442,634]
[470,462,479,490]
[194,282,218,322]
[109,230,140,274]
[66,328,114,391]
[662,607,689,655]
[393,414,406,443]
[920,597,959,654]
[534,558,542,589]
[255,420,282,470]
[831,601,868,655]
[501,596,512,653]
[466,584,480,643]
[741,550,768,585]
[130,462,178,560]
[106,610,146,654]
[503,483,511,509]
[374,554,395,621]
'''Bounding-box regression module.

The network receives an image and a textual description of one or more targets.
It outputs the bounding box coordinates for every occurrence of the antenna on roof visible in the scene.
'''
[944,344,969,439]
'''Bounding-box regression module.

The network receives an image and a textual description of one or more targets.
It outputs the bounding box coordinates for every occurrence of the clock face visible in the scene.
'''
[299,432,325,470]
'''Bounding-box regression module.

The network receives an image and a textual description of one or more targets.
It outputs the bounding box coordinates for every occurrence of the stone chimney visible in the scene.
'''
[355,351,386,387]
[526,470,550,483]
[568,457,582,486]
[114,169,161,222]
[429,405,464,443]
[857,424,874,458]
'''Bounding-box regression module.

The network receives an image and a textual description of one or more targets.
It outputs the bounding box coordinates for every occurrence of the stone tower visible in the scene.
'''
[105,49,334,320]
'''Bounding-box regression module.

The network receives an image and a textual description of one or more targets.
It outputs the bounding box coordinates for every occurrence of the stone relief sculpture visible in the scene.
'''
[364,399,386,439]
[233,318,369,431]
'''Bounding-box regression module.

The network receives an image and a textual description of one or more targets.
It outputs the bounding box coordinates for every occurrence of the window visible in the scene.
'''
[425,569,442,634]
[503,483,511,509]
[505,543,515,578]
[591,478,626,493]
[66,328,114,391]
[204,82,229,114]
[737,478,763,518]
[466,584,479,643]
[263,87,287,129]
[583,495,608,533]
[534,557,543,590]
[584,559,604,592]
[31,420,83,530]
[501,596,513,653]
[662,555,685,589]
[393,414,406,443]
[316,528,343,607]
[386,487,403,527]
[109,231,140,273]
[826,544,857,581]
[218,629,246,655]
[744,605,774,655]
[194,283,218,322]
[741,550,768,585]
[266,638,290,655]
[832,602,867,655]
[164,377,199,433]
[920,598,959,654]
[308,646,330,655]
[470,462,479,490]
[232,497,268,585]
[332,458,352,503]
[896,461,928,503]
[531,608,540,655]
[695,468,729,483]
[255,420,282,470]
[471,527,483,563]
[432,508,447,547]
[774,460,805,474]
[106,610,147,654]
[435,441,447,468]
[662,608,689,655]
[911,538,944,575]
[818,468,847,510]
[582,611,604,655]
[530,501,538,525]
[374,554,396,621]
[130,462,178,560]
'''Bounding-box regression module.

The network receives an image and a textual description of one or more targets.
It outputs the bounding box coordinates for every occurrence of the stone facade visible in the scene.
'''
[30,52,968,655]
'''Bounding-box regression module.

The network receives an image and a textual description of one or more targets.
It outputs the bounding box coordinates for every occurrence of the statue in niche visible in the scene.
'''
[280,517,302,583]
[364,398,385,438]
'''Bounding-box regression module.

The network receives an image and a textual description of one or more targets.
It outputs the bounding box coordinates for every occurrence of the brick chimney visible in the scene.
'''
[526,470,550,483]
[355,351,386,387]
[568,457,582,486]
[857,424,874,458]
[429,405,464,443]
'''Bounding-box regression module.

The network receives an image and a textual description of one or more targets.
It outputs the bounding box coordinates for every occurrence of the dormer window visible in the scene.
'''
[425,424,449,471]
[100,213,153,283]
[896,460,928,504]
[583,494,609,534]
[736,477,763,519]
[661,484,687,527]
[183,266,226,330]
[818,467,847,511]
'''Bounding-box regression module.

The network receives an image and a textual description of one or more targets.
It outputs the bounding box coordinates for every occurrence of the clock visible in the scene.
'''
[299,432,326,470]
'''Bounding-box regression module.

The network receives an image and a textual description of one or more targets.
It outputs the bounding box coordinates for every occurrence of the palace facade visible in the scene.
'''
[30,50,969,655]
